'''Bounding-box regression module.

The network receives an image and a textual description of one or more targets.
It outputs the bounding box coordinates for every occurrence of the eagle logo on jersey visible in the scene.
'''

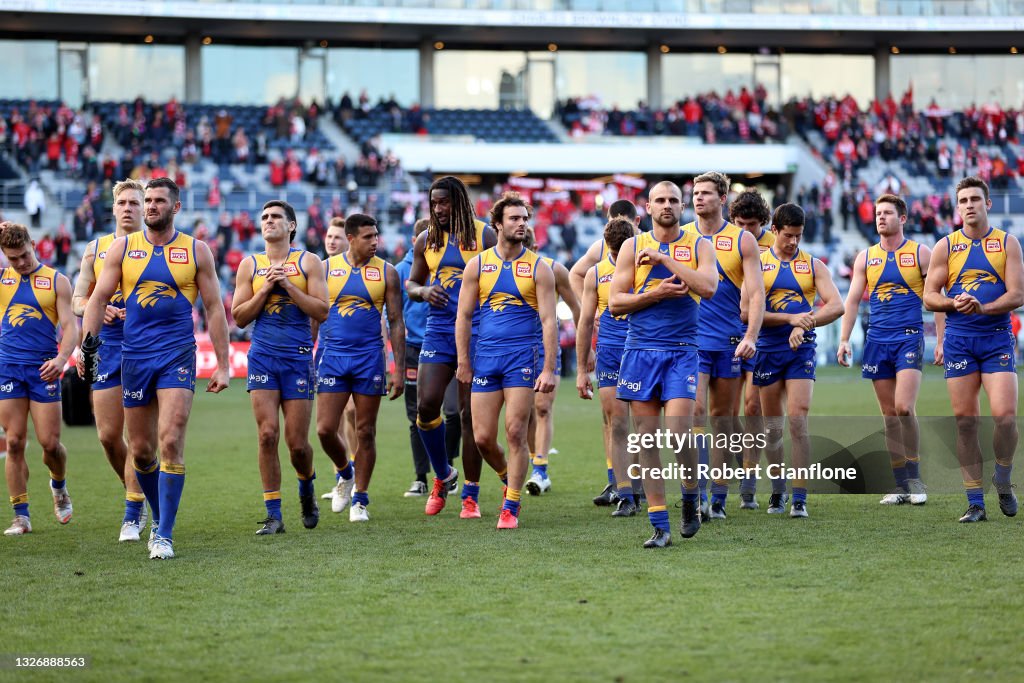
[6,304,42,327]
[336,295,373,317]
[134,280,178,308]
[265,293,290,315]
[109,290,125,305]
[436,266,463,290]
[487,292,523,312]
[768,288,804,311]
[959,269,998,292]
[874,282,910,302]
[639,278,663,294]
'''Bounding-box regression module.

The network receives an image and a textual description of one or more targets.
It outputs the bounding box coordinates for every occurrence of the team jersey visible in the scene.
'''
[476,246,541,352]
[249,249,315,354]
[92,232,126,344]
[321,253,388,352]
[625,230,701,351]
[865,239,924,342]
[754,228,776,254]
[423,219,486,334]
[945,227,1011,335]
[594,255,628,347]
[0,264,60,364]
[684,220,746,350]
[120,230,198,357]
[760,247,817,352]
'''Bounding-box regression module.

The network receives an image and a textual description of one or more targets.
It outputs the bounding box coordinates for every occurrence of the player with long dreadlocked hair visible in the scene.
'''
[406,176,507,518]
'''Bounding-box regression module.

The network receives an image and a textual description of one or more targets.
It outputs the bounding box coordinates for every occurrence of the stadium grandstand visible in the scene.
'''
[1,0,1022,358]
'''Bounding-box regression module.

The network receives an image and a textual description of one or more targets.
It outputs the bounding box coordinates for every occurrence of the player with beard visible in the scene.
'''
[406,176,503,518]
[838,194,935,506]
[610,181,718,548]
[456,192,557,529]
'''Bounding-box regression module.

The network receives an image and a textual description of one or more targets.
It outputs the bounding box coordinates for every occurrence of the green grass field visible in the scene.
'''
[4,366,1024,682]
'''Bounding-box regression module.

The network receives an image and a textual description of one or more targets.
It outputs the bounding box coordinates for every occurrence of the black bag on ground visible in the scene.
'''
[62,368,94,426]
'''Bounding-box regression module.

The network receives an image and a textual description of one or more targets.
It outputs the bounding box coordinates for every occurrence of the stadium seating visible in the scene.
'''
[341,106,559,145]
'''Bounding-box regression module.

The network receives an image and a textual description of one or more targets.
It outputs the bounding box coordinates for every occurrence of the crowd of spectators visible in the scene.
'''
[555,86,788,142]
[790,89,1024,191]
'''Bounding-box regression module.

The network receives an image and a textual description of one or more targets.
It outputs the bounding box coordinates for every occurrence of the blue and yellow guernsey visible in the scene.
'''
[626,230,702,350]
[594,255,628,348]
[423,219,487,335]
[92,232,126,345]
[249,248,314,354]
[476,246,541,353]
[865,239,924,342]
[754,228,776,254]
[945,227,1011,335]
[0,264,60,364]
[760,248,817,352]
[321,253,387,352]
[120,230,198,357]
[684,220,746,350]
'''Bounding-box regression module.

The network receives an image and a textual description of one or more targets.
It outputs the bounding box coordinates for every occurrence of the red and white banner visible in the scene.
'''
[197,340,251,379]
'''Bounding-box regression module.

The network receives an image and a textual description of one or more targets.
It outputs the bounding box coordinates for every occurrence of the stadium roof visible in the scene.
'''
[2,0,1024,53]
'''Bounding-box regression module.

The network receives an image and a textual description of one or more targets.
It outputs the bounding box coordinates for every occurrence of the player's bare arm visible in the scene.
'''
[569,238,604,303]
[535,259,557,394]
[195,239,230,393]
[40,275,79,383]
[279,251,329,322]
[384,262,406,400]
[455,255,480,385]
[923,237,955,313]
[230,257,272,328]
[81,236,127,339]
[575,269,598,400]
[837,249,868,366]
[553,261,581,325]
[737,230,764,358]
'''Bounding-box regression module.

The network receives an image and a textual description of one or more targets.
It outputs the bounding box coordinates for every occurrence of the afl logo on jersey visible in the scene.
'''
[867,257,883,267]
[950,242,968,253]
[128,250,147,259]
[715,236,733,251]
[899,253,917,268]
[1,277,16,286]
[168,247,189,264]
[515,262,533,278]
[673,245,692,262]
[33,276,51,290]
[761,262,776,272]
[329,269,346,277]
[985,238,1003,253]
[97,251,107,260]
[481,263,499,274]
[365,266,382,281]
[598,273,613,284]
[793,260,811,274]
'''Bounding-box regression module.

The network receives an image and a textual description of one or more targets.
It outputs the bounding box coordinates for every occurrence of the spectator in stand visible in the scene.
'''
[36,232,56,266]
[857,192,875,240]
[24,179,45,228]
[54,225,72,273]
[269,156,286,188]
